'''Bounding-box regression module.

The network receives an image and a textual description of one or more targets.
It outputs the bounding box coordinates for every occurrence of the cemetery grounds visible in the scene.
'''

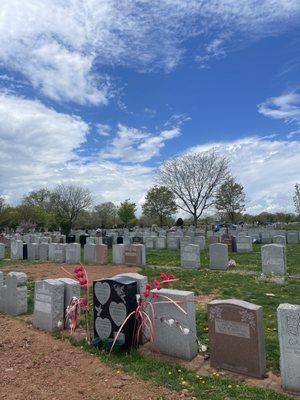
[1,243,300,400]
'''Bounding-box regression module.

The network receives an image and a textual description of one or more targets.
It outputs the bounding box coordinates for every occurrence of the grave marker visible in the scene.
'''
[208,299,266,378]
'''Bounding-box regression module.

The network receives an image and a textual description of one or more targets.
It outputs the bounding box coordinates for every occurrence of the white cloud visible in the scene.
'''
[1,0,300,103]
[100,124,181,163]
[188,136,300,214]
[258,92,300,122]
[0,93,155,207]
[96,123,111,137]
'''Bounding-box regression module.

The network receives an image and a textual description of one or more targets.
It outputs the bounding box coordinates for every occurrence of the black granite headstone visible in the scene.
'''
[117,236,123,244]
[93,277,138,350]
[23,243,28,260]
[102,236,113,248]
[79,234,89,247]
[66,235,76,243]
[132,237,143,244]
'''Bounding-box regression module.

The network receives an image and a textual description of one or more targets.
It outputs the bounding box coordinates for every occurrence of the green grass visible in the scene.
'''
[146,244,300,275]
[66,337,293,400]
[144,267,300,372]
[2,244,300,399]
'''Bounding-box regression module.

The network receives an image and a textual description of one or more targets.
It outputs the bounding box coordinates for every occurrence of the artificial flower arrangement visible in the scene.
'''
[61,266,204,354]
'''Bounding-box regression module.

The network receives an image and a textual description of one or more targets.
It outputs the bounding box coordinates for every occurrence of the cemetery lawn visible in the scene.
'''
[144,266,300,373]
[146,244,300,275]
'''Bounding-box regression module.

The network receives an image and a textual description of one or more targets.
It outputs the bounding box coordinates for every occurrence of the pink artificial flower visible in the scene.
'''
[143,290,150,298]
[145,283,151,291]
[152,292,159,299]
[153,279,162,290]
[160,272,168,281]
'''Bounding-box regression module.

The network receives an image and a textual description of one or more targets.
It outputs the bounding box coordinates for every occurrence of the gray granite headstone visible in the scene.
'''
[287,231,298,244]
[66,243,81,264]
[261,244,286,275]
[27,243,39,260]
[58,277,81,328]
[273,235,286,246]
[277,303,300,394]
[112,244,125,264]
[145,237,156,249]
[148,288,198,360]
[181,244,200,269]
[237,236,252,253]
[167,236,180,250]
[10,240,23,260]
[0,272,28,315]
[194,236,205,251]
[39,242,49,260]
[156,236,166,249]
[113,272,148,294]
[33,279,65,332]
[84,243,96,264]
[209,243,228,270]
[0,243,5,259]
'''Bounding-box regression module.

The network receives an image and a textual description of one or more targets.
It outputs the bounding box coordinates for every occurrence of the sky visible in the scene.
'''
[1,0,300,215]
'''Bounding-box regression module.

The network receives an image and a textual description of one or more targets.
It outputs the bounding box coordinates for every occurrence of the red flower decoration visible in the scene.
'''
[153,279,162,290]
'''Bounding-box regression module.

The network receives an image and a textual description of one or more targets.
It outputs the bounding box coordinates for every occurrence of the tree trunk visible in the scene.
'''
[193,214,198,228]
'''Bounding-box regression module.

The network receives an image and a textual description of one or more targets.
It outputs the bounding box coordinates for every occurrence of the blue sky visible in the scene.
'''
[1,0,300,214]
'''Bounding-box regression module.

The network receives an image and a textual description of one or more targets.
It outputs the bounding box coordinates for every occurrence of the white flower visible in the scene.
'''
[201,345,207,352]
[57,320,63,329]
[182,328,190,335]
[167,318,175,327]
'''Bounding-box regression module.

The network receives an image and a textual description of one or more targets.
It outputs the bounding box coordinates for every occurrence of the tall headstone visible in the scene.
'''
[277,303,300,394]
[261,244,286,276]
[27,243,39,260]
[209,243,228,270]
[33,279,65,332]
[50,243,66,263]
[148,288,198,360]
[112,244,125,264]
[10,240,23,260]
[194,236,205,251]
[145,237,156,249]
[181,244,200,269]
[66,243,81,264]
[93,277,138,350]
[0,243,5,259]
[39,242,49,260]
[208,299,266,378]
[94,244,108,264]
[156,236,166,249]
[0,272,28,315]
[58,278,81,329]
[84,243,96,264]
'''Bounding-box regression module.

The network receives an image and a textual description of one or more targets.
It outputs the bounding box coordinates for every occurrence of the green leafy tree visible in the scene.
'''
[22,188,54,213]
[17,205,48,228]
[142,186,177,227]
[117,199,137,227]
[215,177,246,223]
[94,202,117,228]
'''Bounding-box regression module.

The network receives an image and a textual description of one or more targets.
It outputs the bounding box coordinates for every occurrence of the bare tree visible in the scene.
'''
[294,183,300,215]
[158,149,229,226]
[53,185,93,233]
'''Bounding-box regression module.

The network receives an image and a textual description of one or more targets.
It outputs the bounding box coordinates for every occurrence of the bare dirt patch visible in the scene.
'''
[1,262,140,282]
[0,315,187,400]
